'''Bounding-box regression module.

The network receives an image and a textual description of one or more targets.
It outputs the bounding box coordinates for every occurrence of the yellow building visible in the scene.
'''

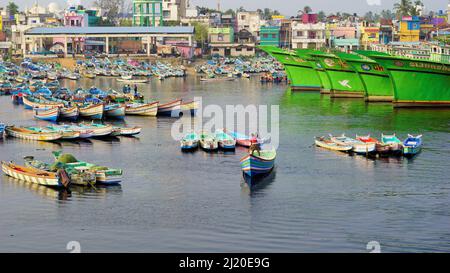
[398,16,420,42]
[360,22,380,49]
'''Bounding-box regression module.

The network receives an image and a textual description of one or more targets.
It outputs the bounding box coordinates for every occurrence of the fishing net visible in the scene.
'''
[56,153,79,164]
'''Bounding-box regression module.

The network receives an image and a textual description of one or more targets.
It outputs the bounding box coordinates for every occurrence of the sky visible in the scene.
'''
[7,0,450,17]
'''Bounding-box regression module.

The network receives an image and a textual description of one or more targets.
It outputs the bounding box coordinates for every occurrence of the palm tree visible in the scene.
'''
[394,0,413,19]
[298,6,312,16]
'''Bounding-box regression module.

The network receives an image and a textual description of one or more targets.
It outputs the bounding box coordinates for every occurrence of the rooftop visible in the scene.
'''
[25,26,195,35]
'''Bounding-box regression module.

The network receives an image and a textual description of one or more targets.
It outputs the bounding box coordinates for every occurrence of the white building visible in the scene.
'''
[162,0,187,22]
[237,11,263,37]
[291,20,326,49]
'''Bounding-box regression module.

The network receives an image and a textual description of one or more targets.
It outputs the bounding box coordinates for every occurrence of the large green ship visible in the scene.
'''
[357,51,450,107]
[295,49,333,94]
[302,51,366,98]
[259,46,323,91]
[334,51,394,102]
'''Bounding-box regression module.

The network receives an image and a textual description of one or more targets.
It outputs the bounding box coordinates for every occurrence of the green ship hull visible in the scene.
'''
[302,50,366,98]
[358,51,450,107]
[335,52,394,102]
[259,46,323,91]
[295,49,333,94]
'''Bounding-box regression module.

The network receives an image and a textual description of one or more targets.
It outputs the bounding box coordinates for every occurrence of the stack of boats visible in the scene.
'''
[315,133,423,158]
[259,46,450,108]
[2,151,123,188]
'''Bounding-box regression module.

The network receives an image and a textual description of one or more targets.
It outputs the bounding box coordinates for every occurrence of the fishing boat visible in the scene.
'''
[1,161,70,188]
[77,123,113,137]
[111,126,142,136]
[215,129,236,150]
[60,106,79,121]
[52,151,122,184]
[240,149,277,177]
[117,77,148,83]
[157,99,181,117]
[199,131,218,152]
[181,100,199,116]
[356,134,390,155]
[44,125,80,139]
[357,51,450,107]
[403,134,423,157]
[180,132,199,151]
[381,133,403,155]
[23,156,96,186]
[330,134,376,154]
[314,136,352,152]
[104,104,126,119]
[54,124,93,139]
[226,130,251,147]
[125,102,158,116]
[200,77,236,82]
[79,104,104,120]
[5,126,62,141]
[23,96,64,110]
[34,107,59,122]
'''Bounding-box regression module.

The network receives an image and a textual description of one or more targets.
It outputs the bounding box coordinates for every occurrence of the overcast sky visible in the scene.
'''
[8,0,450,17]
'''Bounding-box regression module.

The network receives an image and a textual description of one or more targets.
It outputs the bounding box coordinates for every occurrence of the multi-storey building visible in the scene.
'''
[291,14,326,49]
[162,0,187,22]
[133,0,163,26]
[237,11,262,38]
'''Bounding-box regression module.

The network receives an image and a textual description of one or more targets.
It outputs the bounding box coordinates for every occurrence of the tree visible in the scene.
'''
[224,9,236,17]
[318,11,326,22]
[410,0,424,16]
[299,6,312,15]
[192,22,208,51]
[6,2,19,17]
[394,0,413,19]
[381,9,395,20]
[94,0,124,25]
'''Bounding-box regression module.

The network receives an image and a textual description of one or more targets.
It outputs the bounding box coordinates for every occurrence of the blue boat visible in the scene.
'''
[104,104,126,119]
[180,132,199,151]
[0,123,5,137]
[34,107,59,122]
[240,149,276,177]
[403,134,423,157]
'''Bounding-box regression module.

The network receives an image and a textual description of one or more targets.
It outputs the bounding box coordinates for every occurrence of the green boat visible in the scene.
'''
[259,46,323,91]
[357,51,450,107]
[334,51,394,102]
[295,49,333,93]
[303,50,366,98]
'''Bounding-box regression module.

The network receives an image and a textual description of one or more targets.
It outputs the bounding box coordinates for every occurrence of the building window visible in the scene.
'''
[308,31,316,39]
[218,34,224,41]
[236,48,242,52]
[263,34,268,38]
[296,31,303,37]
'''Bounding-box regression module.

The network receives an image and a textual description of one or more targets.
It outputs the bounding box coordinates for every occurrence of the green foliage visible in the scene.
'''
[192,22,209,43]
[6,2,19,16]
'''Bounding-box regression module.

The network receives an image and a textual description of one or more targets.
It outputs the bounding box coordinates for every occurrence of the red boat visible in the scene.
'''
[357,135,390,155]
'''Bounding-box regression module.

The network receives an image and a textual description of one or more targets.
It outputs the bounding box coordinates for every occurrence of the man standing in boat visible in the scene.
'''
[249,133,261,156]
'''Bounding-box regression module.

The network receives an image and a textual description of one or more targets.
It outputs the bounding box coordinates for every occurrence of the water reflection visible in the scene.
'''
[241,168,277,195]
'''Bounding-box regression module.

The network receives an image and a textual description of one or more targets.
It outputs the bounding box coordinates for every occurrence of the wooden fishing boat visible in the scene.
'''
[111,126,142,136]
[23,96,63,110]
[240,149,276,177]
[104,104,126,119]
[199,131,218,152]
[77,123,113,137]
[226,130,251,147]
[23,156,96,186]
[215,129,236,150]
[180,132,199,151]
[44,125,80,139]
[200,77,236,82]
[79,104,104,120]
[157,99,181,117]
[34,107,59,122]
[54,124,93,138]
[125,102,158,116]
[117,77,148,83]
[1,161,69,188]
[403,134,422,157]
[82,71,96,79]
[60,106,79,121]
[5,126,62,141]
[381,133,403,155]
[181,100,199,116]
[315,136,352,152]
[330,134,376,154]
[356,134,390,155]
[52,151,122,184]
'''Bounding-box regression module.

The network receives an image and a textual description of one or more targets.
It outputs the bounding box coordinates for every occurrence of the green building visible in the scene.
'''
[259,26,280,47]
[133,0,163,26]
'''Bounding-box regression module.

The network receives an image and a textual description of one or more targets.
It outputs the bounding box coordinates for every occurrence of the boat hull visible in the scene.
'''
[1,161,65,187]
[157,100,181,117]
[125,102,158,116]
[105,105,126,119]
[240,153,275,177]
[79,104,104,120]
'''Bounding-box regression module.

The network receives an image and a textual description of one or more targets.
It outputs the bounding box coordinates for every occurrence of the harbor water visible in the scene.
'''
[0,76,450,252]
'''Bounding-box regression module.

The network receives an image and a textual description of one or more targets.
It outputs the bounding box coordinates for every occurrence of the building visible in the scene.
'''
[208,27,255,56]
[360,22,380,49]
[379,19,394,44]
[133,0,163,26]
[237,11,262,37]
[279,19,292,48]
[398,16,420,42]
[259,26,280,46]
[291,14,326,49]
[162,0,187,22]
[430,42,450,63]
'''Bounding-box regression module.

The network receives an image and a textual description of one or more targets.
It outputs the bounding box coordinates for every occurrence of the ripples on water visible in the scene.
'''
[0,77,450,252]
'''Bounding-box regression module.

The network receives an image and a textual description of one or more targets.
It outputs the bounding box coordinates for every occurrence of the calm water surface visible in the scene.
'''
[0,76,449,252]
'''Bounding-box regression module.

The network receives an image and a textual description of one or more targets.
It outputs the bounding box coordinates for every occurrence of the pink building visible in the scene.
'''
[53,10,88,53]
[330,26,357,39]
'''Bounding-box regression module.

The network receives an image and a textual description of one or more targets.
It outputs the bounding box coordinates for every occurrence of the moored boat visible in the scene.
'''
[34,107,59,122]
[180,132,199,151]
[125,102,158,116]
[77,123,113,137]
[330,134,376,154]
[356,134,390,155]
[104,104,126,119]
[314,136,352,152]
[240,149,277,177]
[111,126,142,136]
[5,126,62,141]
[381,133,403,155]
[60,106,79,121]
[79,104,104,120]
[181,100,199,116]
[1,161,69,188]
[199,131,218,152]
[215,129,236,150]
[403,134,423,157]
[226,130,251,147]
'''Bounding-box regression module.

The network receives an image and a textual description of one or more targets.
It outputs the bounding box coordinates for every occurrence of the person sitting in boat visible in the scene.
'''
[134,85,138,96]
[249,133,261,156]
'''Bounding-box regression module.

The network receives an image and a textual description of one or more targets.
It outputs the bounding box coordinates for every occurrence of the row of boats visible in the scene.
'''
[1,123,141,141]
[315,134,423,157]
[1,151,123,188]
